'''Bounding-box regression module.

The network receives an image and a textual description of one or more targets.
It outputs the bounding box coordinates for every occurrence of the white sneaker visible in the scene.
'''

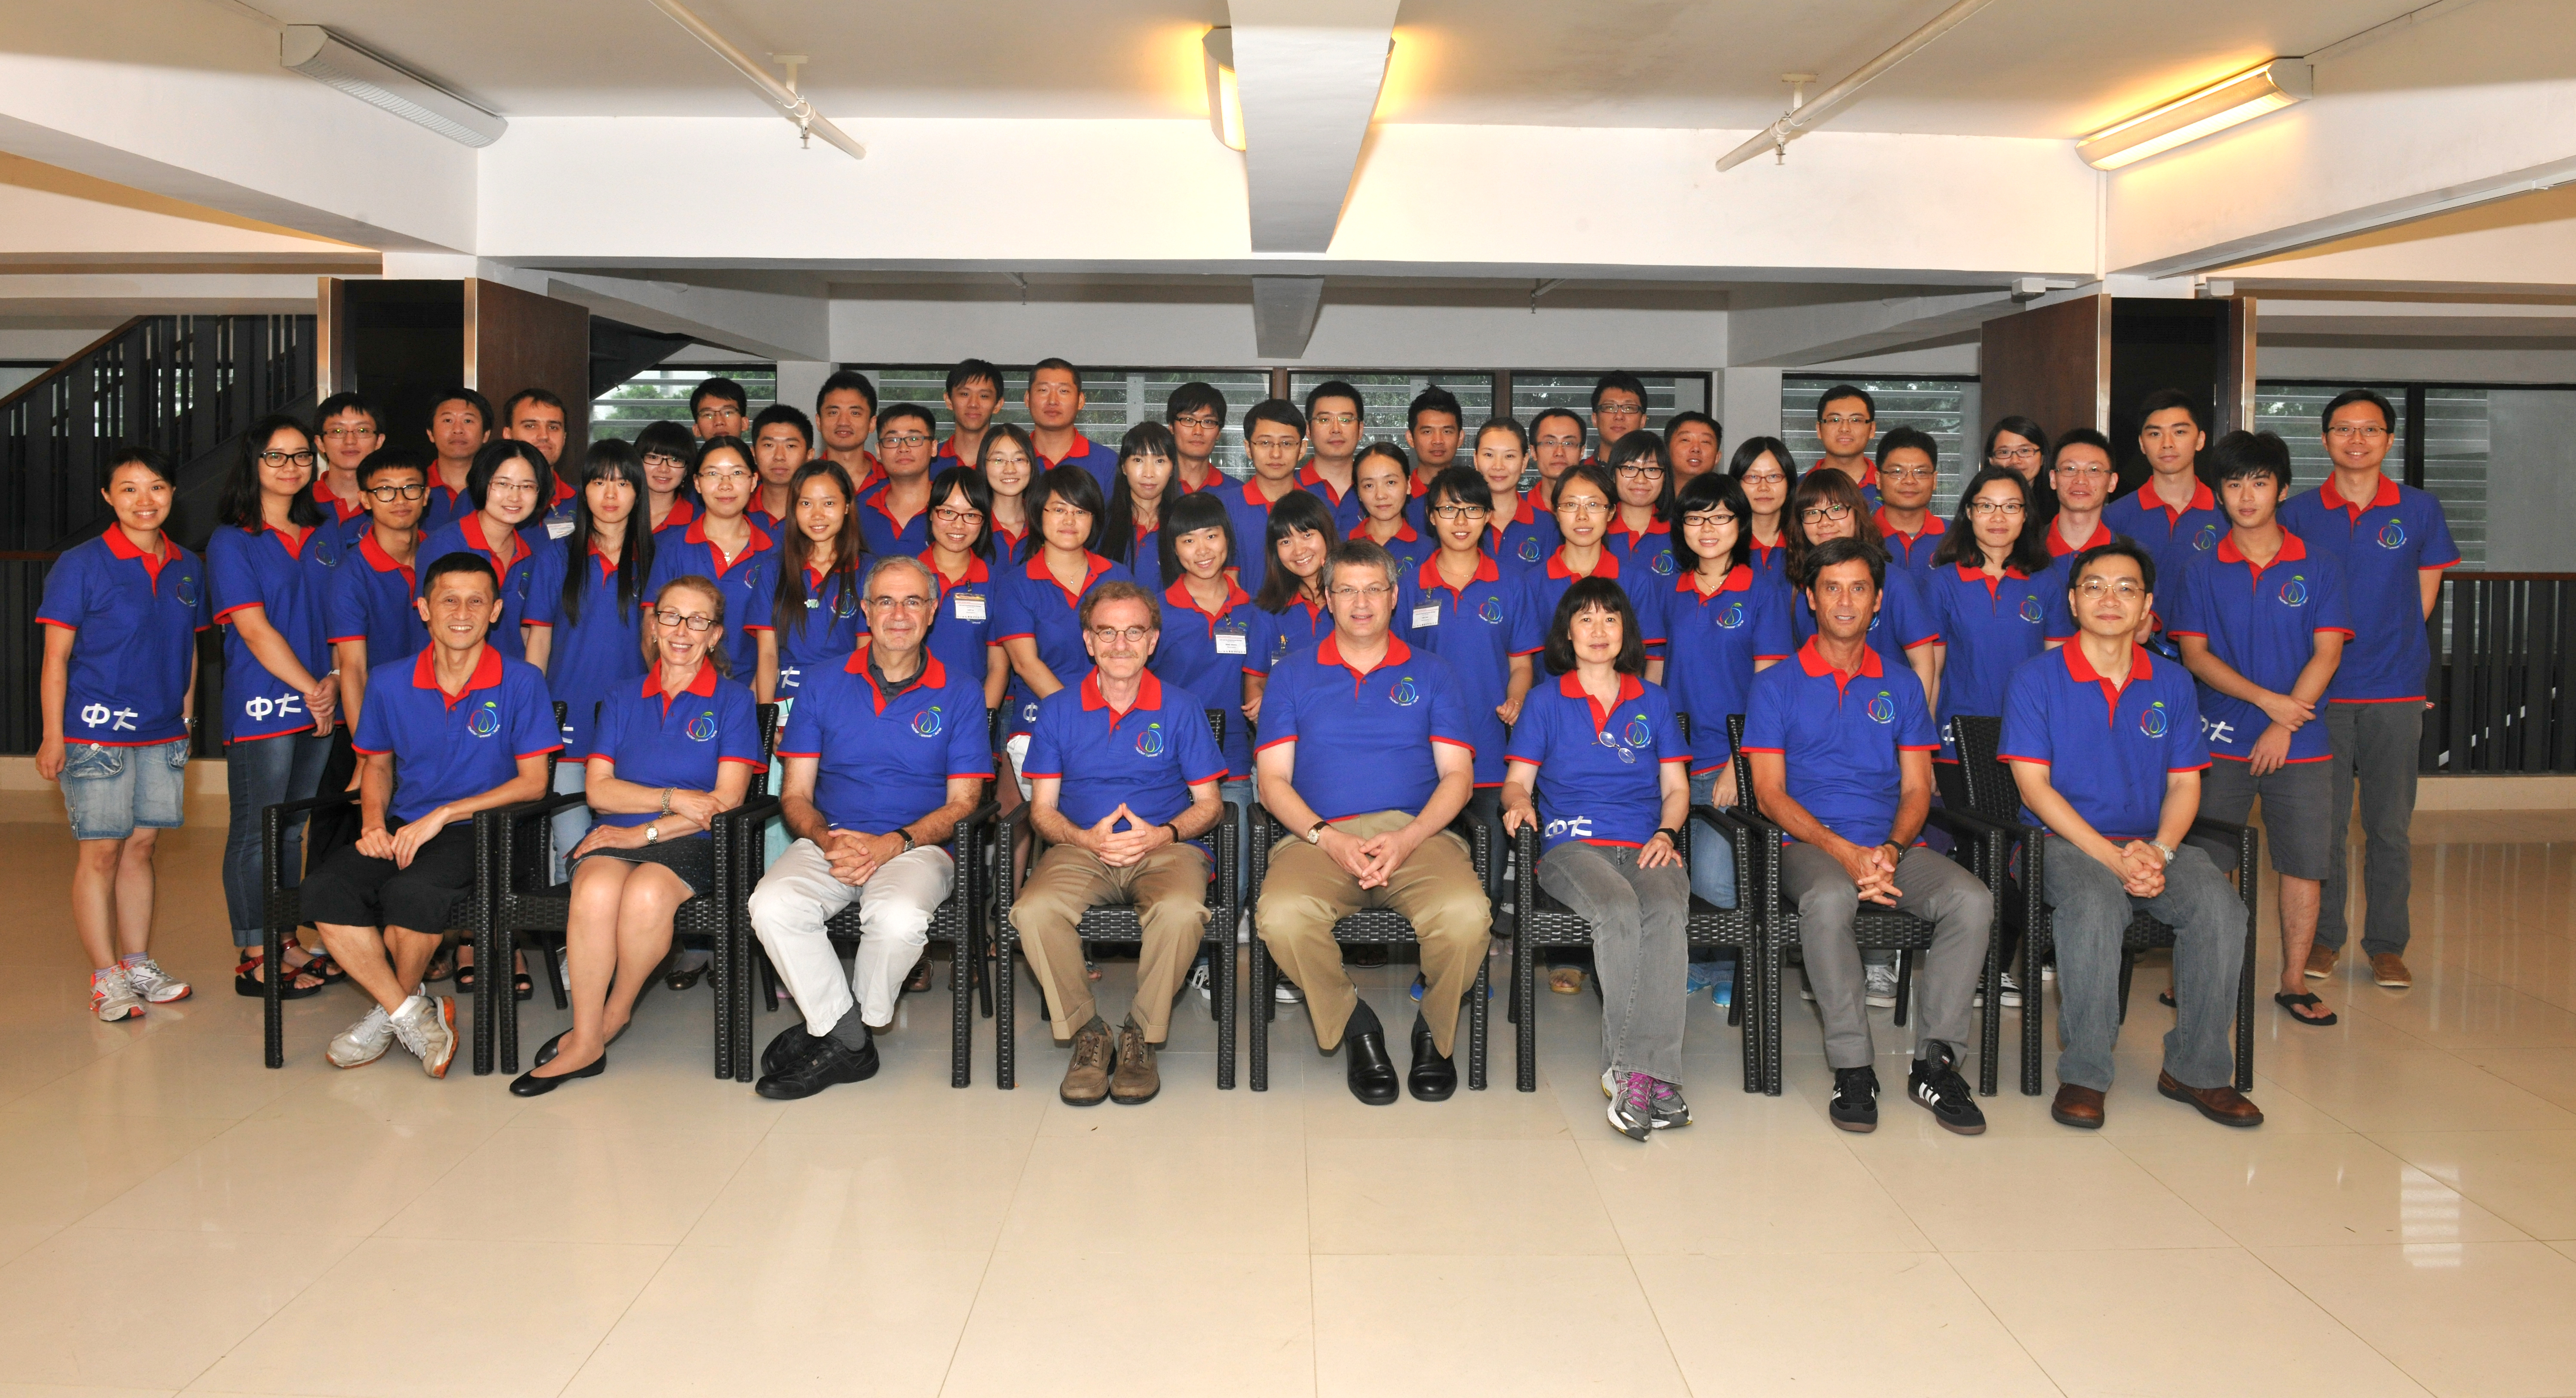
[1865,963,1900,1009]
[1273,978,1303,1004]
[327,1005,396,1068]
[388,996,457,1079]
[91,969,144,1022]
[120,957,192,1004]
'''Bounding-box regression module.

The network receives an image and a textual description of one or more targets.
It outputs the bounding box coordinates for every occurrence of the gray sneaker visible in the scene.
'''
[120,957,192,1004]
[90,968,144,1023]
[1273,977,1303,1005]
[327,1005,395,1069]
[1599,1068,1691,1129]
[1606,1070,1658,1141]
[1865,963,1900,1009]
[389,995,457,1079]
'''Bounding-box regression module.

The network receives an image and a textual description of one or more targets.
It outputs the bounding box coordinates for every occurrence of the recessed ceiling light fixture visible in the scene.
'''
[279,25,506,147]
[2078,59,2311,170]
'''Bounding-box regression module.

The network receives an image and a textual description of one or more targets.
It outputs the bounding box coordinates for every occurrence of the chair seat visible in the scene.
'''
[1519,891,1757,949]
[2122,911,2177,952]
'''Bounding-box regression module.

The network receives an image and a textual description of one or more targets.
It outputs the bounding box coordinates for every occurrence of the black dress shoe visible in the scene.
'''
[535,1025,629,1069]
[1406,1012,1457,1102]
[1344,1030,1399,1105]
[761,1023,826,1076]
[509,1052,604,1097]
[756,1028,880,1100]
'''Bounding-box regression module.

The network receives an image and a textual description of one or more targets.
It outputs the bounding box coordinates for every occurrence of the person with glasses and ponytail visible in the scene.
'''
[531,438,657,880]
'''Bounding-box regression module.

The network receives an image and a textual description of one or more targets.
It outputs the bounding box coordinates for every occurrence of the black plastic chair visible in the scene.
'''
[993,708,1242,1090]
[1506,709,1769,1094]
[257,701,567,1076]
[1245,803,1495,1092]
[490,702,781,1078]
[1729,712,2007,1096]
[1948,714,2260,1096]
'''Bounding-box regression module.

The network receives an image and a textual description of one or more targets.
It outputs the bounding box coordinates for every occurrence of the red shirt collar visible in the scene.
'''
[2047,518,2116,558]
[1316,631,1412,676]
[459,512,525,571]
[1079,668,1164,716]
[315,474,368,520]
[1557,669,1645,735]
[682,514,774,571]
[1417,552,1500,593]
[359,530,414,579]
[1021,550,1114,607]
[2061,637,2155,690]
[410,644,506,709]
[1497,491,1542,527]
[1794,635,1883,690]
[1240,474,1297,509]
[1295,462,1349,501]
[922,549,990,591]
[1874,506,1945,543]
[2214,529,2308,567]
[1547,548,1618,581]
[841,647,949,713]
[658,497,697,530]
[2321,470,2402,518]
[1606,512,1668,543]
[1164,575,1251,619]
[641,660,721,713]
[1679,563,1754,595]
[2139,478,2217,525]
[103,527,175,583]
[1038,432,1097,469]
[1349,519,1420,543]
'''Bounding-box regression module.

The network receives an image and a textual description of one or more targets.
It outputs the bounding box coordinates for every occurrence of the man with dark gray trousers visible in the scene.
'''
[1742,538,1989,1136]
[2005,540,2261,1130]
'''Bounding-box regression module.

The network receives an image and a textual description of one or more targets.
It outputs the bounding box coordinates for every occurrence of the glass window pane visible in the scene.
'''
[591,365,776,441]
[2419,387,2488,571]
[857,366,1270,480]
[1781,376,1977,517]
[1288,373,1496,457]
[1509,374,1710,438]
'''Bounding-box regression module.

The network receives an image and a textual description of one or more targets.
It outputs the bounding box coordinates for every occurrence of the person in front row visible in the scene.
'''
[1742,537,1990,1135]
[308,553,559,1077]
[1501,578,1694,1141]
[1015,582,1228,1106]
[1255,539,1493,1105]
[511,576,765,1096]
[747,556,992,1100]
[2002,540,2262,1129]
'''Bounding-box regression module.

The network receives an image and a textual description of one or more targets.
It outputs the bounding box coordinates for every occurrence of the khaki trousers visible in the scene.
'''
[1014,840,1210,1042]
[1256,809,1491,1056]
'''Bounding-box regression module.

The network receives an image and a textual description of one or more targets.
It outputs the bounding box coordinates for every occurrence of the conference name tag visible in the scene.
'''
[953,593,986,621]
[1411,604,1442,628]
[1214,632,1247,655]
[546,517,576,540]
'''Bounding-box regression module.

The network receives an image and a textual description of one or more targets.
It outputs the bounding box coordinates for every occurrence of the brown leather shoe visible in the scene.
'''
[2051,1082,2106,1129]
[2157,1070,2263,1127]
[2303,944,2337,980]
[1110,1017,1160,1105]
[1060,1017,1113,1106]
[2369,952,2413,989]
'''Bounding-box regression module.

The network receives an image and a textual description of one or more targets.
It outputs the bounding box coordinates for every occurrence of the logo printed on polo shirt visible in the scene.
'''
[1717,601,1745,629]
[1623,715,1653,748]
[1135,722,1166,757]
[1865,693,1895,724]
[2139,702,2169,739]
[834,589,859,619]
[468,702,501,738]
[912,705,947,738]
[1478,596,1505,625]
[1388,677,1420,707]
[2194,524,2221,551]
[2018,595,2045,624]
[686,711,718,742]
[175,573,198,607]
[2377,519,2408,550]
[1650,552,1676,576]
[1517,537,1540,562]
[2278,574,2311,607]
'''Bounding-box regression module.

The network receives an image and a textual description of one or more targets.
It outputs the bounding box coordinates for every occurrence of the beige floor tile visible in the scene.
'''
[2444,1045,2576,1112]
[0,1384,178,1398]
[1030,1050,1304,1140]
[2258,1046,2576,1133]
[1299,1057,1571,1140]
[91,1110,494,1238]
[2114,1131,2528,1249]
[1856,1136,2233,1251]
[1581,1132,1935,1254]
[2259,1240,2576,1398]
[2346,978,2576,1050]
[194,1237,668,1398]
[1,1027,298,1121]
[561,1244,985,1398]
[0,1227,358,1390]
[1635,1251,2058,1397]
[943,1250,1313,1398]
[2091,1070,2356,1136]
[0,1110,231,1239]
[997,1132,1309,1256]
[759,1053,1053,1138]
[1953,1248,2428,1398]
[500,1051,788,1134]
[684,1131,1030,1252]
[375,1121,762,1245]
[1305,1135,1622,1255]
[1312,1253,1687,1398]
[2370,1131,2576,1241]
[2431,933,2576,1009]
[0,1025,141,1105]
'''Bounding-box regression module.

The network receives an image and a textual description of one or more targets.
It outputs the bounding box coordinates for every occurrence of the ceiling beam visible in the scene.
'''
[538,270,829,362]
[1727,286,2019,367]
[1250,276,1324,358]
[1227,0,1400,254]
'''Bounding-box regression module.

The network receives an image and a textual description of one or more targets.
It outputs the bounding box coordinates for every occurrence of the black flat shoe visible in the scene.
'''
[534,1025,629,1068]
[755,1029,879,1100]
[662,962,708,992]
[762,1023,827,1076]
[514,972,534,1003]
[509,1052,605,1096]
[1406,1012,1457,1102]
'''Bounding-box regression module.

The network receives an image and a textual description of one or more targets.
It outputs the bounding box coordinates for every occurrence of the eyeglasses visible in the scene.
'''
[1800,503,1853,523]
[1309,412,1359,428]
[1328,583,1395,601]
[486,478,539,496]
[1557,500,1609,517]
[2326,424,2391,441]
[258,449,318,468]
[1170,413,1222,431]
[2077,579,2146,601]
[1681,510,1740,529]
[2055,463,2111,481]
[699,467,752,484]
[1247,435,1303,452]
[881,433,932,449]
[868,595,934,612]
[1615,463,1666,479]
[1967,499,2025,516]
[365,482,427,502]
[1089,625,1154,644]
[321,425,378,441]
[1428,504,1491,521]
[1042,501,1091,520]
[653,609,718,631]
[931,506,981,525]
[1534,435,1585,452]
[1821,414,1874,428]
[1883,465,1938,482]
[1990,445,2042,463]
[641,453,686,470]
[1595,401,1644,418]
[1738,469,1787,487]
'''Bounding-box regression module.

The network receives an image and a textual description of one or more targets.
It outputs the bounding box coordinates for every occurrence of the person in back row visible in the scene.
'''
[1164,380,1230,495]
[1873,426,1946,579]
[2004,540,2261,1130]
[1216,398,1307,598]
[1469,417,1558,573]
[1810,384,1880,506]
[647,435,778,696]
[1027,359,1119,491]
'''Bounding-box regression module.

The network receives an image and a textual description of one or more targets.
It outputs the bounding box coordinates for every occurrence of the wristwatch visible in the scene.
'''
[897,828,917,852]
[644,824,661,845]
[1303,819,1329,845]
[2148,840,2176,866]
[1655,828,1683,846]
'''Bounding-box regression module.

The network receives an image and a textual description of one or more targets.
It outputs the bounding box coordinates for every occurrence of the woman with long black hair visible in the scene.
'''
[1250,489,1337,675]
[997,464,1133,782]
[1101,421,1179,593]
[771,458,870,700]
[533,438,657,879]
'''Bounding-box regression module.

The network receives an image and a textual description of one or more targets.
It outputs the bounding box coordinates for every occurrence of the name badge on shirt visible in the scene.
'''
[546,517,575,540]
[953,592,986,622]
[1214,630,1248,655]
[1411,604,1442,628]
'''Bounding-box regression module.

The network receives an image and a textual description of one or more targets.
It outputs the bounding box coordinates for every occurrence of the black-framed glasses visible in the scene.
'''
[365,483,426,502]
[1615,462,1666,478]
[881,432,932,449]
[931,506,982,525]
[258,449,318,468]
[1428,504,1490,521]
[1967,499,2025,516]
[1800,503,1853,523]
[1595,400,1645,418]
[653,609,718,631]
[1088,625,1154,644]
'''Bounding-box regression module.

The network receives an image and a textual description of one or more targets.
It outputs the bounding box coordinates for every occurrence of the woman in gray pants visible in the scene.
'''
[1500,576,1693,1141]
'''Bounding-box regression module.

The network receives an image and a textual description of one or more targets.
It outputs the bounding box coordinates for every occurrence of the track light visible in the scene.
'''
[2078,60,2310,170]
[279,26,506,147]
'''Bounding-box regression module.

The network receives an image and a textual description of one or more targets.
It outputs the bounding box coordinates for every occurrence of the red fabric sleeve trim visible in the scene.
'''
[1736,745,1786,754]
[1431,736,1477,750]
[2422,557,2460,570]
[1997,754,2049,765]
[350,744,391,756]
[996,630,1037,643]
[2318,627,2356,637]
[2164,629,2208,639]
[2169,762,2212,772]
[326,632,365,644]
[1754,652,1788,662]
[716,756,768,769]
[1902,634,1940,650]
[1018,769,1062,779]
[947,771,994,780]
[515,745,565,759]
[212,601,260,622]
[1254,736,1296,752]
[1509,646,1543,657]
[772,747,821,759]
[1898,744,1940,751]
[1659,755,1690,764]
[1187,767,1230,785]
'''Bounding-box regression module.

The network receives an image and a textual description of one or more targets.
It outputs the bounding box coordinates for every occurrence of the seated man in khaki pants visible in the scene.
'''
[1255,539,1491,1105]
[1015,582,1228,1106]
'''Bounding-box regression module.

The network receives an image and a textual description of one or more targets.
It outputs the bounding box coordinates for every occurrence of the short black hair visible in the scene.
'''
[1303,379,1362,422]
[1166,380,1228,426]
[751,402,814,449]
[467,440,553,515]
[356,444,430,488]
[1664,410,1721,449]
[104,443,177,488]
[421,549,499,595]
[1028,357,1083,389]
[1794,535,1886,594]
[926,465,995,560]
[500,386,567,423]
[1671,472,1755,574]
[1984,416,2048,462]
[2052,426,2113,468]
[1530,408,1585,448]
[1243,398,1306,438]
[1540,576,1647,677]
[315,391,379,429]
[429,386,494,432]
[2323,387,2397,433]
[1552,461,1620,515]
[1407,385,1464,432]
[635,419,696,462]
[818,368,879,414]
[1875,425,1937,468]
[1602,430,1675,521]
[2072,537,2156,595]
[691,434,752,479]
[688,377,748,418]
[1816,383,1874,420]
[2137,387,2205,432]
[1426,464,1487,511]
[1590,372,1647,411]
[1475,416,1529,454]
[1024,462,1106,558]
[877,402,937,436]
[1156,488,1237,585]
[945,359,1003,399]
[1727,435,1798,484]
[2209,429,2294,490]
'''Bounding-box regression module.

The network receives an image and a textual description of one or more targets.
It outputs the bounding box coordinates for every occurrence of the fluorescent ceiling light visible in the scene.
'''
[279,26,506,147]
[1203,27,1244,152]
[2078,59,2309,170]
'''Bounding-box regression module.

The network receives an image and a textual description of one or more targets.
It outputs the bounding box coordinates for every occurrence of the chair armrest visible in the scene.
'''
[2186,815,2257,883]
[264,789,359,825]
[1922,805,2011,890]
[1451,803,1495,884]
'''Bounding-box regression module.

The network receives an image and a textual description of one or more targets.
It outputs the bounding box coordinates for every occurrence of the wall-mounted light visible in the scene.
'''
[280,25,506,147]
[2078,59,2310,170]
[1203,26,1244,152]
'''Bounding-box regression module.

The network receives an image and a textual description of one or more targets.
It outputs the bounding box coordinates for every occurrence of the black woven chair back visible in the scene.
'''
[1949,715,2019,826]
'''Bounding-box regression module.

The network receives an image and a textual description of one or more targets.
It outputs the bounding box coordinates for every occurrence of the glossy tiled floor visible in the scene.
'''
[3,796,2575,1397]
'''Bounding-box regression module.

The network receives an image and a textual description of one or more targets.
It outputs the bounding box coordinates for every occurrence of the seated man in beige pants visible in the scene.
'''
[1255,539,1491,1105]
[1015,582,1228,1106]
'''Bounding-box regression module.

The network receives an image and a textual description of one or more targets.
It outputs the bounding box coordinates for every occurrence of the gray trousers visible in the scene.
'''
[2320,702,2420,957]
[1536,841,1689,1083]
[2041,842,2245,1091]
[1780,843,1989,1070]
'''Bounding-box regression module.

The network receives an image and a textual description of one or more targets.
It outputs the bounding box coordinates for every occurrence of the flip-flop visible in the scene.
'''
[2274,990,2338,1026]
[2158,990,2177,1008]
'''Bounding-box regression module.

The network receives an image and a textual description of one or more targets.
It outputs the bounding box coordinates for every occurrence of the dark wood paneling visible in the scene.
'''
[1978,294,2103,451]
[467,278,592,462]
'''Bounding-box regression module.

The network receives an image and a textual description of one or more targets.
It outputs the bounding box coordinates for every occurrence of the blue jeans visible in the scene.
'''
[1685,769,1738,910]
[61,738,190,842]
[223,730,332,947]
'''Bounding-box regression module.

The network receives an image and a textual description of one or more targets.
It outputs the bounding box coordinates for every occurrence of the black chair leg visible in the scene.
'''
[2019,933,2046,1097]
[262,912,286,1070]
[540,938,568,1010]
[994,922,1017,1091]
[1513,936,1539,1093]
[1892,948,1914,1027]
[1216,929,1238,1090]
[1248,937,1271,1092]
[1467,952,1490,1092]
[949,935,973,1090]
[2116,950,2134,1026]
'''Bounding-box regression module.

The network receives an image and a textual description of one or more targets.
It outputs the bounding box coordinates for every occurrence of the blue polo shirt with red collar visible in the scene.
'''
[209,521,342,742]
[325,530,428,673]
[1740,638,1938,849]
[773,561,869,699]
[1485,492,1560,575]
[923,552,1000,709]
[419,476,475,534]
[527,542,652,760]
[586,663,764,838]
[1214,473,1302,599]
[2278,472,2457,703]
[994,550,1133,736]
[311,475,375,544]
[1603,514,1678,591]
[1042,432,1121,494]
[1788,558,1939,677]
[856,487,933,558]
[1925,562,2055,760]
[1151,577,1269,779]
[37,529,210,748]
[1747,535,1790,585]
[1530,547,1669,656]
[1348,518,1433,579]
[2168,530,2354,763]
[776,649,991,835]
[1023,670,1230,852]
[645,516,779,687]
[1256,633,1476,822]
[417,514,558,664]
[1506,671,1689,852]
[1259,595,1333,673]
[1396,553,1542,787]
[2039,516,2118,639]
[1662,564,1794,773]
[2105,478,2226,593]
[2000,642,2209,842]
[350,645,561,825]
[1876,508,1947,581]
[1296,461,1366,534]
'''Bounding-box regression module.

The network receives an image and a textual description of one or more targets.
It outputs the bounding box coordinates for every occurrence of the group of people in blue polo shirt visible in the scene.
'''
[35,364,2454,1138]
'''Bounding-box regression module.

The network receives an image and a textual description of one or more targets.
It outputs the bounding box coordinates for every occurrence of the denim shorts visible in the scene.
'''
[61,738,190,841]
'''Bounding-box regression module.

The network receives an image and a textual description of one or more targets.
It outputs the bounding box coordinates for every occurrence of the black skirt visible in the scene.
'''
[572,835,715,897]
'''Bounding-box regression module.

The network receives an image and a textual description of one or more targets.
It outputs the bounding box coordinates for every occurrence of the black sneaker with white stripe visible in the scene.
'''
[1829,1066,1879,1132]
[1907,1042,1985,1135]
